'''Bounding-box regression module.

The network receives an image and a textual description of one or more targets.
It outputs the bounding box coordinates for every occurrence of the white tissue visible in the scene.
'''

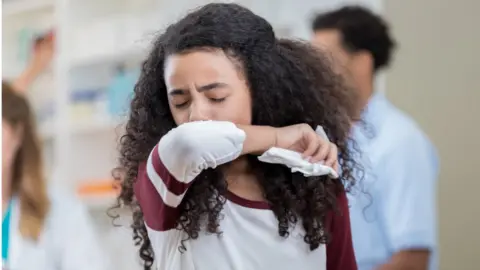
[257,126,339,179]
[315,126,329,141]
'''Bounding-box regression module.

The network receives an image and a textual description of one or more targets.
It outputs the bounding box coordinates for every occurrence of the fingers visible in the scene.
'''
[299,125,339,172]
[324,143,338,169]
[308,136,340,174]
[310,138,330,163]
[333,162,339,174]
[302,131,320,159]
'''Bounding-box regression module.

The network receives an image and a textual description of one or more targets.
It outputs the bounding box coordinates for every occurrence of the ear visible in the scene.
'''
[352,50,374,71]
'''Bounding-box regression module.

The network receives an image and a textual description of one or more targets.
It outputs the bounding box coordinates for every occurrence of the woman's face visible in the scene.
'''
[164,49,252,125]
[2,120,22,192]
[2,120,22,168]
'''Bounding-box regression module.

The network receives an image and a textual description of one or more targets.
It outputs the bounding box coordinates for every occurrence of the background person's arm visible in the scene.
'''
[12,65,42,94]
[377,250,430,270]
[376,131,439,270]
[12,32,54,95]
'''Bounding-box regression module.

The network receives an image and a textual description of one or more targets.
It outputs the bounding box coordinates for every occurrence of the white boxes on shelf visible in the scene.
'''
[70,17,121,66]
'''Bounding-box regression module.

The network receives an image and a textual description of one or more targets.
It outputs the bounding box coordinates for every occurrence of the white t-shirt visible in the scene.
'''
[134,121,356,270]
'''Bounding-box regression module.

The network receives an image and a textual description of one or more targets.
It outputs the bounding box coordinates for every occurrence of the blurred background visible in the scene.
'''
[2,0,479,269]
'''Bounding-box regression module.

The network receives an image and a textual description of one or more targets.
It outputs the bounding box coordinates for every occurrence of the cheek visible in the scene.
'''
[222,92,252,125]
[2,127,12,152]
[2,128,18,167]
[169,104,189,126]
[330,52,346,70]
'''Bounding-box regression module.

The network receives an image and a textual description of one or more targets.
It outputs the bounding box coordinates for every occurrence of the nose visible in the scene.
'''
[188,101,209,122]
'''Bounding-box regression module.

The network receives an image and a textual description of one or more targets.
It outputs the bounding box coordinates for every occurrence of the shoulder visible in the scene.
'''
[376,101,437,160]
[371,102,440,184]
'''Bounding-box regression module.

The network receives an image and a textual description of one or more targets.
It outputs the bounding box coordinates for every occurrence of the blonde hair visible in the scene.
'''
[2,81,50,240]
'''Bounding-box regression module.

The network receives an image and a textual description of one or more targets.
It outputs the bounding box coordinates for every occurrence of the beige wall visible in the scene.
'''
[384,0,480,269]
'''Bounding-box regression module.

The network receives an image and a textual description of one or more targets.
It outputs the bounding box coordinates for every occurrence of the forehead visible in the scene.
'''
[164,50,242,87]
[311,29,343,51]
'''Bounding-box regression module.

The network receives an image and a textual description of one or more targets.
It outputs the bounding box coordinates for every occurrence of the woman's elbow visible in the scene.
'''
[160,125,204,158]
[156,124,207,177]
[157,121,245,175]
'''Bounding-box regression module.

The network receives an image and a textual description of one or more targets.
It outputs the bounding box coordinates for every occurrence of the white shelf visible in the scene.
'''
[70,46,146,68]
[70,117,124,135]
[38,118,55,140]
[3,0,54,17]
[39,117,124,140]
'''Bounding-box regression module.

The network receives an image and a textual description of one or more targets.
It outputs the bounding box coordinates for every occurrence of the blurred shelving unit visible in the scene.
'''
[3,1,153,269]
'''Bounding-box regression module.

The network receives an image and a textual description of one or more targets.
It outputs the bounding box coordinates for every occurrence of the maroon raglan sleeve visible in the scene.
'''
[326,189,358,270]
[133,121,246,232]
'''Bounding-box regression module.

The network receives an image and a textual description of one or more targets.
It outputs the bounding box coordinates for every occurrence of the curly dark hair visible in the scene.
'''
[311,5,397,71]
[114,3,362,269]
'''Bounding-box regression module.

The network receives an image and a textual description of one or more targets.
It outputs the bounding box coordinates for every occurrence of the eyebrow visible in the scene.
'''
[169,82,228,96]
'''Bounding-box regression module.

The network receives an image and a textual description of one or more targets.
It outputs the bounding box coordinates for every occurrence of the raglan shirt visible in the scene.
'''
[134,121,357,270]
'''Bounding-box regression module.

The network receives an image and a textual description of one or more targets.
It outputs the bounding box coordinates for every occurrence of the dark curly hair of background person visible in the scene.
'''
[311,5,397,71]
[112,3,363,269]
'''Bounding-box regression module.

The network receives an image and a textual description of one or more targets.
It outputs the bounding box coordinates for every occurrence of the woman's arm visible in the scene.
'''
[134,120,338,268]
[134,121,277,232]
[237,124,276,155]
[11,65,41,95]
[11,32,54,95]
[135,121,335,232]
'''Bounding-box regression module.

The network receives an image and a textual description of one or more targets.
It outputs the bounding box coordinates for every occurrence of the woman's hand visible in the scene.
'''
[30,31,55,73]
[275,124,338,171]
[238,123,339,172]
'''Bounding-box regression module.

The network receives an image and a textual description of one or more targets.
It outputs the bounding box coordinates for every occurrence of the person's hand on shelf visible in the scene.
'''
[30,30,55,74]
[12,30,55,95]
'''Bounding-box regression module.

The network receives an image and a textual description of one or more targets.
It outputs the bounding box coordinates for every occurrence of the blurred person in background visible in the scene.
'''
[311,6,439,270]
[2,34,108,270]
[116,3,363,270]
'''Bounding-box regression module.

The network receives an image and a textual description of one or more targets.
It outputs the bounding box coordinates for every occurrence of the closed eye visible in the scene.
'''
[210,97,226,103]
[174,101,189,108]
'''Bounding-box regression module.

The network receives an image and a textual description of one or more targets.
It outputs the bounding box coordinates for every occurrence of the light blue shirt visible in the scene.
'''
[349,92,439,270]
